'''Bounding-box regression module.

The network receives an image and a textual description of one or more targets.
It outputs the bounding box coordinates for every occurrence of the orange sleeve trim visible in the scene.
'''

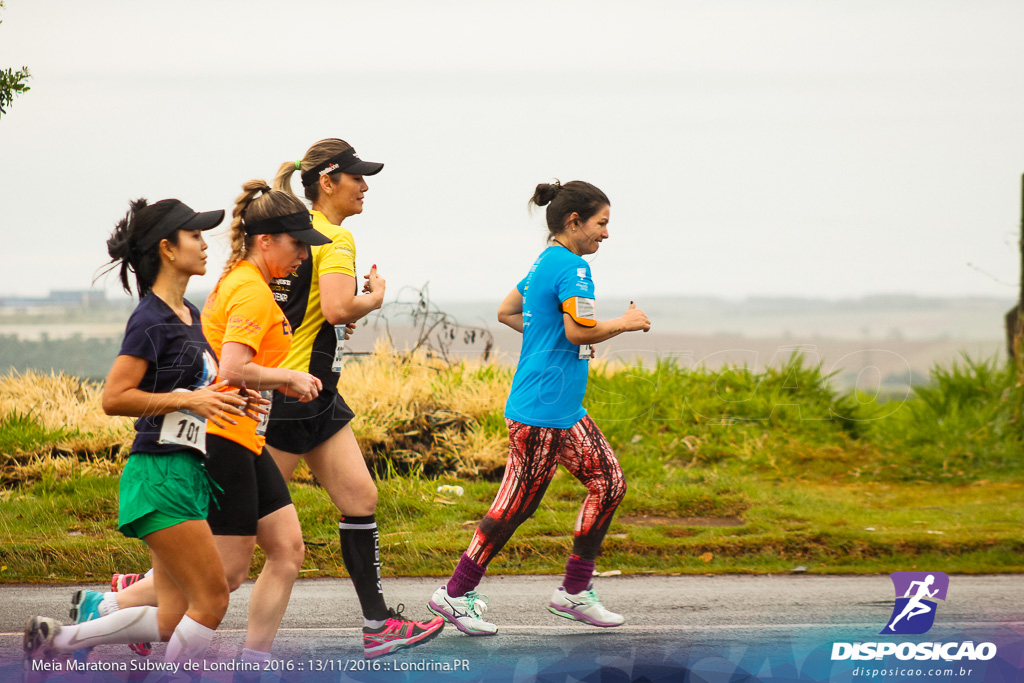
[561,297,597,328]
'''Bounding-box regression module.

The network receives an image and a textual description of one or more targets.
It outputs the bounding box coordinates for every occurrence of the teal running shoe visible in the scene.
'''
[428,585,497,635]
[69,589,102,663]
[548,585,625,627]
[69,590,102,623]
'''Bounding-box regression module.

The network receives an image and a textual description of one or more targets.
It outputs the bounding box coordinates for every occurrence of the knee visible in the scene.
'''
[343,481,378,517]
[223,564,249,592]
[609,477,627,507]
[282,537,306,574]
[196,575,230,620]
[265,533,306,575]
[360,481,378,514]
[291,537,306,571]
[590,473,626,509]
[207,583,230,620]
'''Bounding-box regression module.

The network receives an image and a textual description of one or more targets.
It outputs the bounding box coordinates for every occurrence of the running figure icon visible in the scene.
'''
[887,574,938,631]
[881,571,949,635]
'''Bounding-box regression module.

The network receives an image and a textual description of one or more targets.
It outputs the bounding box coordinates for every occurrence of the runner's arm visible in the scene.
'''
[563,302,650,346]
[498,289,524,333]
[101,355,246,419]
[219,342,321,400]
[320,269,384,325]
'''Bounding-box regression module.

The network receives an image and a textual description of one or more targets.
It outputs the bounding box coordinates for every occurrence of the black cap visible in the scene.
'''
[300,147,383,186]
[244,211,331,246]
[139,200,224,251]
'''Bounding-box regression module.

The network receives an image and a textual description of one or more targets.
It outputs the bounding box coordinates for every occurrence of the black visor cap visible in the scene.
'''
[244,211,331,246]
[140,200,224,251]
[300,147,383,186]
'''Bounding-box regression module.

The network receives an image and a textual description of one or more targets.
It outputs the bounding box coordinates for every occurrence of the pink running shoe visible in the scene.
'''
[111,572,144,592]
[362,605,444,659]
[111,573,153,656]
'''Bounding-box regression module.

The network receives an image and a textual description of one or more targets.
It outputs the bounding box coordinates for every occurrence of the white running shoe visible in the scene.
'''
[427,585,497,636]
[548,586,625,627]
[23,617,61,659]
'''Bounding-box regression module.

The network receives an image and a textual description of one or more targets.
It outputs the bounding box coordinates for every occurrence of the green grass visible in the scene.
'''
[0,409,75,455]
[2,469,1021,582]
[2,353,1023,582]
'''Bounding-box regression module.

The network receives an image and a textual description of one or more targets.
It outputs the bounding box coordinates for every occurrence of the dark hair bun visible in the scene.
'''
[105,222,131,262]
[531,181,562,207]
[106,198,149,261]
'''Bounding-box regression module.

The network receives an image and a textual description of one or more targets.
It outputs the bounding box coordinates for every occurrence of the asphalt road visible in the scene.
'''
[2,575,1022,682]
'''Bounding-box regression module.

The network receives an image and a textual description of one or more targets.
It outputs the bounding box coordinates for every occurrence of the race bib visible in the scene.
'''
[255,390,273,436]
[158,393,207,454]
[331,325,347,372]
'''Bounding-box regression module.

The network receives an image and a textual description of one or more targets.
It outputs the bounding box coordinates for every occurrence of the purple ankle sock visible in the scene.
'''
[446,553,486,598]
[562,555,595,595]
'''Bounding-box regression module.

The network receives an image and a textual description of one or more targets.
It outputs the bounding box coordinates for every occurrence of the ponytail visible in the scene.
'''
[273,160,301,197]
[220,180,268,279]
[218,179,309,281]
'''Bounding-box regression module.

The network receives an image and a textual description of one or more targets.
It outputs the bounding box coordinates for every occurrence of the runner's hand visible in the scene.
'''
[362,264,385,299]
[343,322,356,341]
[185,380,247,429]
[236,382,270,421]
[279,371,322,402]
[621,302,651,333]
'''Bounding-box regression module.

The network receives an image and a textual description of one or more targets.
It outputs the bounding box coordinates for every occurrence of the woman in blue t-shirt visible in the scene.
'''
[23,199,252,667]
[428,180,651,636]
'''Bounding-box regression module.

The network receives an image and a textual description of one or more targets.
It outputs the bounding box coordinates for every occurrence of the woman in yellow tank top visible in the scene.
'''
[264,139,443,659]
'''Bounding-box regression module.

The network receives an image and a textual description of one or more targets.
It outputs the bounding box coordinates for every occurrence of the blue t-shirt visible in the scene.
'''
[505,246,596,428]
[118,293,218,457]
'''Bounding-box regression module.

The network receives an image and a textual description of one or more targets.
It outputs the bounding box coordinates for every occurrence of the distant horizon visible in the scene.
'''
[4,287,1010,344]
[0,288,1017,307]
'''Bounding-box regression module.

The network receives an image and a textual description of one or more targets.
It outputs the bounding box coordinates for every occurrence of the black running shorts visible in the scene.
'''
[205,434,293,536]
[264,390,355,455]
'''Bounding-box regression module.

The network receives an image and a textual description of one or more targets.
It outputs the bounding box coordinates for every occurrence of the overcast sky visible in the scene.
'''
[2,0,1023,305]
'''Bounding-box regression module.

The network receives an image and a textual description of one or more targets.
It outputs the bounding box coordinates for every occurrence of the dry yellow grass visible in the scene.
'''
[0,369,133,445]
[1,344,513,486]
[338,340,511,478]
[434,423,510,478]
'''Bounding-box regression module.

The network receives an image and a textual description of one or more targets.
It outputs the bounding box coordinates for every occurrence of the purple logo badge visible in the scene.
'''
[880,571,949,635]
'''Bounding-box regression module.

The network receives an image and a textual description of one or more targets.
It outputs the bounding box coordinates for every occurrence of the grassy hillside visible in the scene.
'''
[1,347,1022,582]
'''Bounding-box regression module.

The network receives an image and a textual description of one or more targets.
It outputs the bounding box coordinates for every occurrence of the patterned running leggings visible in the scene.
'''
[467,416,626,565]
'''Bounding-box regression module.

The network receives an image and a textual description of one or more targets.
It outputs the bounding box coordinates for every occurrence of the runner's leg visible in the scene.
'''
[245,504,304,652]
[464,420,563,570]
[292,425,388,622]
[147,520,229,637]
[36,521,225,655]
[426,420,562,635]
[546,416,627,626]
[557,416,626,565]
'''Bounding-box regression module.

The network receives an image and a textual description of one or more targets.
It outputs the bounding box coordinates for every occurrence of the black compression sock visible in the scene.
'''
[338,515,389,622]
